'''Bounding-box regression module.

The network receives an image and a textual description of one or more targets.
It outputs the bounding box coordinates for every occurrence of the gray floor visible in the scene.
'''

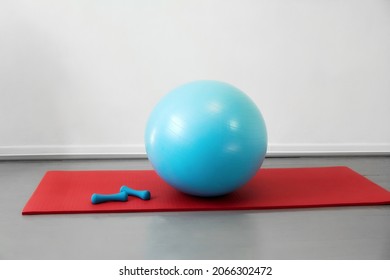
[1,156,389,260]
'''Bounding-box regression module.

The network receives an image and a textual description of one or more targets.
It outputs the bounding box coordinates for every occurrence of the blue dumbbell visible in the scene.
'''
[120,186,151,200]
[91,191,128,204]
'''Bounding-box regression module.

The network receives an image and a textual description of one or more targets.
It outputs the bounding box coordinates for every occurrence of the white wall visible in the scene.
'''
[1,0,389,158]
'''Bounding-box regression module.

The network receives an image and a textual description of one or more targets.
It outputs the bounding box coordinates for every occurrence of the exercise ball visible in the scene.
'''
[145,80,267,197]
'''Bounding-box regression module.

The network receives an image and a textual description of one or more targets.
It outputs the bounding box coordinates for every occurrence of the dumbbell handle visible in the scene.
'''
[91,191,128,204]
[120,186,151,200]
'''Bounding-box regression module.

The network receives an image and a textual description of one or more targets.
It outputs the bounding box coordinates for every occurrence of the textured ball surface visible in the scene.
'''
[145,80,267,197]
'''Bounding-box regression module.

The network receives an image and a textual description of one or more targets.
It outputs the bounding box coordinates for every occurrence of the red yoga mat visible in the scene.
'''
[22,166,390,215]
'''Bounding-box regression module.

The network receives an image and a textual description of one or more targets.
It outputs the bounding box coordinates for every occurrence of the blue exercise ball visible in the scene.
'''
[145,80,267,197]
